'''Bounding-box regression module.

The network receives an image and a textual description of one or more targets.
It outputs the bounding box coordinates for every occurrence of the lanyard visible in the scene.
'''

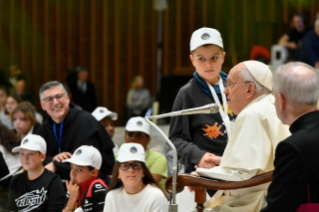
[53,121,63,153]
[206,76,232,139]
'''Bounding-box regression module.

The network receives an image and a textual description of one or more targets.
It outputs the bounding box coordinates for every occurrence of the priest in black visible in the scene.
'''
[36,81,115,182]
[261,62,319,211]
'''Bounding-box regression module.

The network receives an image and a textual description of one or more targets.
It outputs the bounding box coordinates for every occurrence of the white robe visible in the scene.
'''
[196,93,291,212]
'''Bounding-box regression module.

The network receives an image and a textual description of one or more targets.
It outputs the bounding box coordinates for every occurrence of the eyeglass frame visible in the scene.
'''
[119,162,143,170]
[41,93,66,104]
[224,81,252,90]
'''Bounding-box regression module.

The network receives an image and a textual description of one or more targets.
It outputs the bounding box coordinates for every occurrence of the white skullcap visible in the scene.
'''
[243,60,272,91]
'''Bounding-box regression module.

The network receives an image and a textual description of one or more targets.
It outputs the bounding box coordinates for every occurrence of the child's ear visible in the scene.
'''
[189,54,195,65]
[92,168,99,177]
[40,153,46,162]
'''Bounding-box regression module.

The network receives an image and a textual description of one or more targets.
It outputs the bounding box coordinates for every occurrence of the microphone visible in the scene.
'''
[147,103,219,119]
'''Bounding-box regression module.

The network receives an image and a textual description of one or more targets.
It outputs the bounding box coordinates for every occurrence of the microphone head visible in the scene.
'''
[209,104,219,114]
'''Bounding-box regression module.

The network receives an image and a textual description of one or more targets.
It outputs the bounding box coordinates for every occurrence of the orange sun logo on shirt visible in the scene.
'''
[202,123,224,139]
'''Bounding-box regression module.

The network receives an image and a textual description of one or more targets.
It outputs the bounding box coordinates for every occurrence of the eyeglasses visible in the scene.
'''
[224,81,252,89]
[42,93,65,104]
[119,162,143,170]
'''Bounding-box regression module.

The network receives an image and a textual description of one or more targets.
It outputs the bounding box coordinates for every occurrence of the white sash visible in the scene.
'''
[206,76,232,139]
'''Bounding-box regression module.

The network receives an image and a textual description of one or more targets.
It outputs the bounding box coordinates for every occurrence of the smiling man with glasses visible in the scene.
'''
[35,81,115,185]
[194,61,291,212]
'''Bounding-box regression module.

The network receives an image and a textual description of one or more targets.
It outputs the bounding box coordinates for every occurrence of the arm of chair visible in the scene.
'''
[165,171,273,193]
[165,171,273,212]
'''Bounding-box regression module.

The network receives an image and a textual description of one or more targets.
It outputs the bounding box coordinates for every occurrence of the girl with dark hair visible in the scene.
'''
[0,123,20,175]
[0,94,22,129]
[104,143,168,212]
[11,102,39,141]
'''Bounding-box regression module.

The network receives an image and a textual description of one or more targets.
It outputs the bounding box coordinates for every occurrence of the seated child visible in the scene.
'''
[92,106,118,153]
[8,134,65,212]
[104,143,168,212]
[62,145,108,212]
[12,101,40,141]
[123,117,168,191]
[91,107,117,139]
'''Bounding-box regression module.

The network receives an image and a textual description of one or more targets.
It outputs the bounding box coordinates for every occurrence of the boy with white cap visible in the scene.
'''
[92,107,117,139]
[169,27,235,176]
[124,116,167,191]
[62,145,108,212]
[8,134,65,212]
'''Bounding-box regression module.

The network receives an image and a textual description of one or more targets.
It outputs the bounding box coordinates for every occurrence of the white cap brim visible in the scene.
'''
[125,126,149,135]
[117,155,145,163]
[12,146,43,153]
[62,158,98,168]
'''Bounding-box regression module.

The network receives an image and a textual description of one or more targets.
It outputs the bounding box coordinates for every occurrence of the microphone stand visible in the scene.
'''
[145,103,219,212]
[145,117,178,212]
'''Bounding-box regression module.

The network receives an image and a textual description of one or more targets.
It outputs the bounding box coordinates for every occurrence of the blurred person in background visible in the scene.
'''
[15,79,35,105]
[68,66,97,112]
[298,19,319,68]
[0,94,22,129]
[278,14,309,60]
[8,65,24,94]
[126,76,151,119]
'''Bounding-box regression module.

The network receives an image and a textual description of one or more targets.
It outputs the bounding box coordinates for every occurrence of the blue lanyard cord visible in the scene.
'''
[53,121,63,153]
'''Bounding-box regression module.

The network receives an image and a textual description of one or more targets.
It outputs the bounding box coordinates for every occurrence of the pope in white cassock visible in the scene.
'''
[195,60,291,212]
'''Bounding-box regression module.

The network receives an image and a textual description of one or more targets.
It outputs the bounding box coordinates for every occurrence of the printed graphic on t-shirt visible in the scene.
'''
[202,123,224,139]
[221,104,235,117]
[15,187,47,212]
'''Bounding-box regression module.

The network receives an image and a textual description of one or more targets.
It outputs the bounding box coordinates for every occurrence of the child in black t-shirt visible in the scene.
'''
[8,134,65,212]
[62,145,108,212]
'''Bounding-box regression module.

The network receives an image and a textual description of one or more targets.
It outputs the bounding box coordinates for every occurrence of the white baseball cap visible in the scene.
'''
[190,27,223,52]
[117,143,145,163]
[12,134,47,153]
[243,60,273,91]
[92,107,117,121]
[125,117,150,136]
[62,145,102,170]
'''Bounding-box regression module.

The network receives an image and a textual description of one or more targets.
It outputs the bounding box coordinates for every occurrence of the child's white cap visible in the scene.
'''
[92,107,118,121]
[12,134,47,154]
[117,143,145,163]
[190,27,223,51]
[62,145,102,170]
[125,117,150,136]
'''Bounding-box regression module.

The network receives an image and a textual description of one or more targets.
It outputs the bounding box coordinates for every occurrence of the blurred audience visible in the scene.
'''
[67,66,97,112]
[299,20,319,68]
[126,75,151,119]
[278,14,309,60]
[12,102,39,141]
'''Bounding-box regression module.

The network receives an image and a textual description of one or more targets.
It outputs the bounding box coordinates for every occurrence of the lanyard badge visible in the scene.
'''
[206,76,232,139]
[53,121,64,153]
